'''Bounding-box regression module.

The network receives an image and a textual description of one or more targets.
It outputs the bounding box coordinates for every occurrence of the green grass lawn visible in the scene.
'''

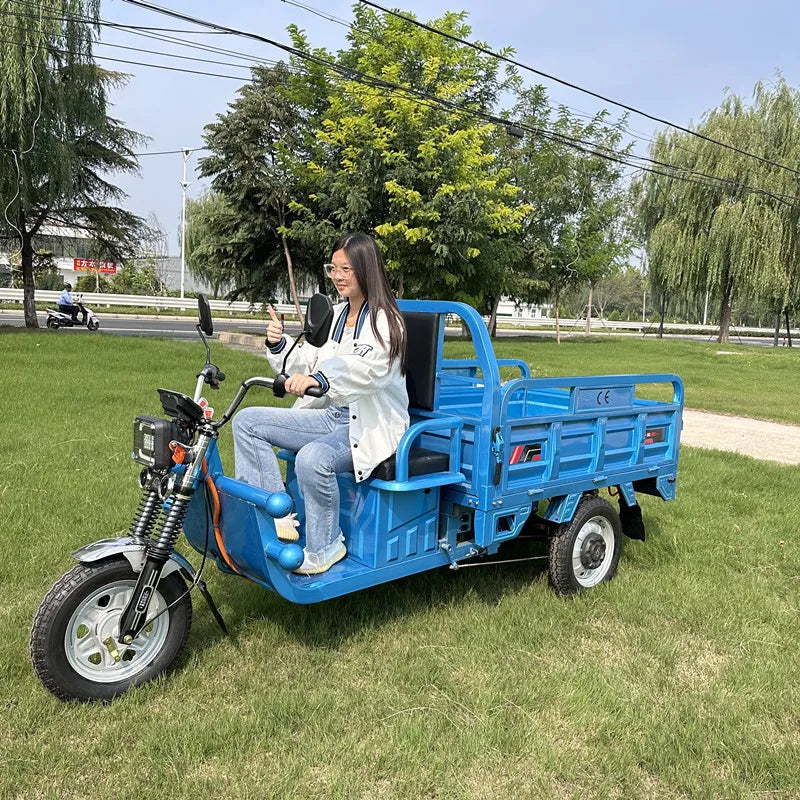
[1,330,799,799]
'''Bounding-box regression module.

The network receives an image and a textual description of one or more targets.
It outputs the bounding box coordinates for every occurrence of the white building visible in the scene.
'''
[0,222,121,286]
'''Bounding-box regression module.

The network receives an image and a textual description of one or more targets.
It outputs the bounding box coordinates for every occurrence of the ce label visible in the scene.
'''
[596,390,611,405]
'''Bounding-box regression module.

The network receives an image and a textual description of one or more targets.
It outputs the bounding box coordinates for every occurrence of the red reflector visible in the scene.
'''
[645,438,653,445]
[510,445,523,465]
[533,455,541,461]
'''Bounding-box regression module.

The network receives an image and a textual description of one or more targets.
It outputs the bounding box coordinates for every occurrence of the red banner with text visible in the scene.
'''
[73,258,117,274]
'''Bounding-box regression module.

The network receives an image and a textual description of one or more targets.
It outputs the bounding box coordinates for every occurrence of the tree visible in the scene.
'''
[0,0,145,327]
[184,190,239,299]
[289,8,530,312]
[196,61,326,313]
[632,76,800,343]
[500,91,631,342]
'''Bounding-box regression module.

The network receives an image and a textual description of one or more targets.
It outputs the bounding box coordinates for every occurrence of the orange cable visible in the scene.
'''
[201,458,244,576]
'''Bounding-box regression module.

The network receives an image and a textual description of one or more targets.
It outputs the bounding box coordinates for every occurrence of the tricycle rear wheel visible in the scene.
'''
[30,557,192,702]
[548,494,622,595]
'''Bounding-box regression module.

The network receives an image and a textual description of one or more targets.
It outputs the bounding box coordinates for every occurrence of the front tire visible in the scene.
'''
[548,495,622,595]
[87,319,99,331]
[30,558,192,702]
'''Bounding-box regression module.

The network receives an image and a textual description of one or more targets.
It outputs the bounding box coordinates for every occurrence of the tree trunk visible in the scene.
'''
[584,284,593,335]
[785,308,793,348]
[658,291,666,338]
[717,284,732,343]
[21,227,38,328]
[773,312,781,347]
[396,271,404,299]
[554,289,561,344]
[488,296,500,338]
[280,234,302,321]
[276,208,302,321]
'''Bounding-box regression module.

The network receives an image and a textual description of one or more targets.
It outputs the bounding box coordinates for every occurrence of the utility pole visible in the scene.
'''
[179,148,192,299]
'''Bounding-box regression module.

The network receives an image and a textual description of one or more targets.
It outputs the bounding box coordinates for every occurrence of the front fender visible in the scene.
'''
[71,536,194,580]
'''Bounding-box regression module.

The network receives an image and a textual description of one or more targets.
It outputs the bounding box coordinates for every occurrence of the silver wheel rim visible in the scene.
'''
[571,515,615,587]
[64,579,170,683]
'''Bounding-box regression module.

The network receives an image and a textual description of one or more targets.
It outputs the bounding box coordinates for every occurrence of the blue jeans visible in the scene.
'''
[232,405,353,556]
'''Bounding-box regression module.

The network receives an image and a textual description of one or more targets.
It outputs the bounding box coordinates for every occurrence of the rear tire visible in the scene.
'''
[30,558,192,702]
[46,318,59,329]
[548,494,622,595]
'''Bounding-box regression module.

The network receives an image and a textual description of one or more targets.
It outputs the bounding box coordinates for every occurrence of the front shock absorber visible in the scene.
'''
[128,487,162,544]
[146,492,192,561]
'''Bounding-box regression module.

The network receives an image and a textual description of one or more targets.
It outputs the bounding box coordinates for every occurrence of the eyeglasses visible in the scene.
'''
[324,262,353,277]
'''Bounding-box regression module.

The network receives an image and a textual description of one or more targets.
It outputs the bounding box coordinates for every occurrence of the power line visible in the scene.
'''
[4,2,797,205]
[279,0,350,27]
[3,0,232,34]
[358,0,800,181]
[0,17,278,72]
[118,0,800,206]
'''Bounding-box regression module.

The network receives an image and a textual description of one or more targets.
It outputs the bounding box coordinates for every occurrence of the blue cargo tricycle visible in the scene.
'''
[30,295,683,701]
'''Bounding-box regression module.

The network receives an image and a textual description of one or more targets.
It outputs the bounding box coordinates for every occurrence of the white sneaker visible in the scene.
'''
[293,540,347,575]
[274,512,300,542]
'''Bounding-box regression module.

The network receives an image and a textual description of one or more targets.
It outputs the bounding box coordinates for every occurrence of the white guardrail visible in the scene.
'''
[0,288,297,317]
[0,288,796,337]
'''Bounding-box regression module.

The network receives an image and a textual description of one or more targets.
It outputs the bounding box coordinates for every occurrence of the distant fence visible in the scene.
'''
[1,288,796,338]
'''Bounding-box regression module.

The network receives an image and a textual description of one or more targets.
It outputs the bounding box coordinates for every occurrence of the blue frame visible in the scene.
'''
[181,299,684,603]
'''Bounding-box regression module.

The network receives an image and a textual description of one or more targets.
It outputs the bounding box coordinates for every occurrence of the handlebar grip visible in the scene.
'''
[274,373,325,398]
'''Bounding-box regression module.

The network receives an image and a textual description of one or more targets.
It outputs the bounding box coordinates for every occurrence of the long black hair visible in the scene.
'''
[331,233,407,374]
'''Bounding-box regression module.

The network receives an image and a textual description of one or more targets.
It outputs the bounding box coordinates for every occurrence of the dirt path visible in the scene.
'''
[682,409,800,465]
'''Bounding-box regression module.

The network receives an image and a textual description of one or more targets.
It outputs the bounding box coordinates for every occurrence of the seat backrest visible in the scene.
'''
[402,311,441,411]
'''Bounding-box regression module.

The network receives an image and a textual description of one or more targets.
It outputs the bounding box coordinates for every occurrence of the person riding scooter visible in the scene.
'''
[58,283,87,325]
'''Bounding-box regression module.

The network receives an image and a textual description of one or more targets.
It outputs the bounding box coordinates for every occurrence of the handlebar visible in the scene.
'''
[213,374,324,427]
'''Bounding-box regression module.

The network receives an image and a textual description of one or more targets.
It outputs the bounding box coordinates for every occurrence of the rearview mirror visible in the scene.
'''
[303,293,333,347]
[197,294,213,336]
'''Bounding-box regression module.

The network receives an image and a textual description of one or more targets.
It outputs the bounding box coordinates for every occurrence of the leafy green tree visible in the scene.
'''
[499,90,631,341]
[109,261,165,295]
[288,8,530,313]
[633,76,800,343]
[196,62,326,313]
[32,249,62,289]
[0,0,145,327]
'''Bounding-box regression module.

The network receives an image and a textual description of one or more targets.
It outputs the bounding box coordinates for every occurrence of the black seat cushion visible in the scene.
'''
[371,446,450,481]
[403,311,440,411]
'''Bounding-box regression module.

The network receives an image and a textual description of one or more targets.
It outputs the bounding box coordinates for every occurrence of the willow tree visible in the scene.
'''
[633,77,800,343]
[0,0,144,327]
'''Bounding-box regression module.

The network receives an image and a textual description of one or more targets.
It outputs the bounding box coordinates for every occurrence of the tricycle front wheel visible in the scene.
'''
[548,495,622,595]
[30,557,192,702]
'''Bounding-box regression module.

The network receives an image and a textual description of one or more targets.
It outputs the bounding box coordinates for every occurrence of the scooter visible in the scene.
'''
[45,295,100,331]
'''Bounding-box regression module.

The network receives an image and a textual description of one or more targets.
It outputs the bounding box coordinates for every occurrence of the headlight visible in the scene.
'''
[132,415,186,469]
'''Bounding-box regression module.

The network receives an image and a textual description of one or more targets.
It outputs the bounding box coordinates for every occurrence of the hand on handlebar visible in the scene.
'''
[284,373,321,397]
[266,304,284,345]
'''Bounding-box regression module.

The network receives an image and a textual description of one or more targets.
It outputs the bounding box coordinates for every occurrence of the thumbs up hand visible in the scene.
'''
[266,304,284,346]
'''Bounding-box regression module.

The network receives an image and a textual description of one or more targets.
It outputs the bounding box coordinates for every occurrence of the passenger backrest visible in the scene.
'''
[402,311,441,411]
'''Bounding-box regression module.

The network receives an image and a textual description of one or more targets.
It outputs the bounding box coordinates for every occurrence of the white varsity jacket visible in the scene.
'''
[265,300,409,482]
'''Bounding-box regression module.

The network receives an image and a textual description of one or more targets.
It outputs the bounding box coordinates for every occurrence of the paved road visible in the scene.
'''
[0,309,789,347]
[0,310,287,339]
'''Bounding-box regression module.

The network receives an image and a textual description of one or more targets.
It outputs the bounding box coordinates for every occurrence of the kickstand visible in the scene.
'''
[194,577,229,636]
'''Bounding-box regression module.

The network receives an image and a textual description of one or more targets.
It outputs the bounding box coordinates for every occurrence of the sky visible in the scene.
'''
[100,0,800,254]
